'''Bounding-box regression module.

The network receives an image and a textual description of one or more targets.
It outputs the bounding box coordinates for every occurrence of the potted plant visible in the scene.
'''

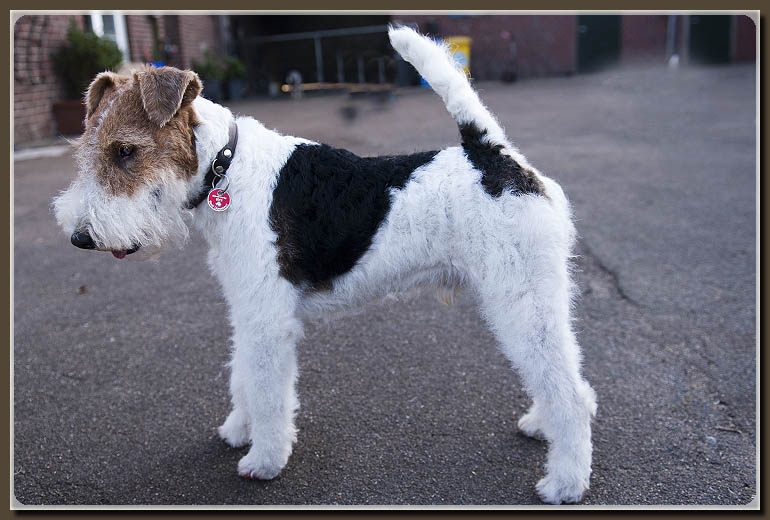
[192,50,225,103]
[51,22,123,135]
[224,56,247,101]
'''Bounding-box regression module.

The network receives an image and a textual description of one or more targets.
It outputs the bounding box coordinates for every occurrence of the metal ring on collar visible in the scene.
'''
[212,175,230,193]
[211,159,225,177]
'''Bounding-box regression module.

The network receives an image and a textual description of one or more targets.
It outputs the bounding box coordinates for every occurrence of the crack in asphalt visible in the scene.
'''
[578,239,640,307]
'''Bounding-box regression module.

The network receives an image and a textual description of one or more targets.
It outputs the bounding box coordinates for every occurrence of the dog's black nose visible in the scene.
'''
[70,231,96,250]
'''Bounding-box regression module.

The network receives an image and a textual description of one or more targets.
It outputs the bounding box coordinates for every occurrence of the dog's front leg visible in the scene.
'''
[219,299,302,480]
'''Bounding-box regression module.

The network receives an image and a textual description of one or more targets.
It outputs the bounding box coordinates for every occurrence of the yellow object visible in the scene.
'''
[444,36,472,77]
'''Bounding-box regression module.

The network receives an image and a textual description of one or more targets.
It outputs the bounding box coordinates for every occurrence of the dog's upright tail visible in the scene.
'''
[388,25,511,150]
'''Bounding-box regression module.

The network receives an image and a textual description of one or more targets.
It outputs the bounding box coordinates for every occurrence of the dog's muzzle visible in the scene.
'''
[70,231,140,257]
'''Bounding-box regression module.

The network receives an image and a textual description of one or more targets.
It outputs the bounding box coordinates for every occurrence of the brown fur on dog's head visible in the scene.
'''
[86,67,201,125]
[134,67,201,127]
[78,66,202,196]
[54,66,206,253]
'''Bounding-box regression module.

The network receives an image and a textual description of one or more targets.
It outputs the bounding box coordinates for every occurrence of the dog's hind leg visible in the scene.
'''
[474,247,596,504]
[219,285,302,480]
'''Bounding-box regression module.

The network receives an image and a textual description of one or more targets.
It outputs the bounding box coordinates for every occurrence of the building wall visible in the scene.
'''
[177,15,222,69]
[621,14,668,63]
[123,15,221,69]
[734,14,756,62]
[125,14,166,63]
[392,14,577,80]
[13,14,83,144]
[13,14,222,144]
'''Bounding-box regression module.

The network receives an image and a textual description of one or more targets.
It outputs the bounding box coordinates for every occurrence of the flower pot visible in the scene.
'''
[226,79,247,101]
[201,79,223,103]
[53,99,87,136]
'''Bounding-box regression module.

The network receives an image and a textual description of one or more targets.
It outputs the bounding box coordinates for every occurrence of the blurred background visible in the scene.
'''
[13,13,757,146]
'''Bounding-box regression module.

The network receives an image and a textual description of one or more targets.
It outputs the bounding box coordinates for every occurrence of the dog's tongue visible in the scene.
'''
[111,250,128,259]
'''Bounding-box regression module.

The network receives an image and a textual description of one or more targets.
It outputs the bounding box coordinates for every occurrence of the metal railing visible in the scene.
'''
[245,24,392,85]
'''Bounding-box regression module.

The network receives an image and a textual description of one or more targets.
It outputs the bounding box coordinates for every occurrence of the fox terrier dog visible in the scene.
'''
[53,27,597,504]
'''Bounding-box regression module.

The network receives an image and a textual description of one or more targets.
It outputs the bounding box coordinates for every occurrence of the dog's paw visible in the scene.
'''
[517,411,547,440]
[237,448,289,480]
[218,410,250,448]
[536,473,589,504]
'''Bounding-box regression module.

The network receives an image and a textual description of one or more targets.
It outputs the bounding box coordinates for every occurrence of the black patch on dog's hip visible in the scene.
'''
[459,123,544,198]
[269,144,437,291]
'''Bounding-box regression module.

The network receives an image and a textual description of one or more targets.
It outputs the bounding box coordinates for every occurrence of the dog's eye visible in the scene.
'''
[118,145,135,159]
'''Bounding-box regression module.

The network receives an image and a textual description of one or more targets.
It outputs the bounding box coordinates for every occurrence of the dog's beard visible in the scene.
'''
[53,170,191,253]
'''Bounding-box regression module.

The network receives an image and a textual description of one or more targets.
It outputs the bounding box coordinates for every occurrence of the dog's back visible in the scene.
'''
[275,27,571,303]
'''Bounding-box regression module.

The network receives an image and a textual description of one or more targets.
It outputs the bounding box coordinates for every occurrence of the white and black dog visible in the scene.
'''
[53,27,596,504]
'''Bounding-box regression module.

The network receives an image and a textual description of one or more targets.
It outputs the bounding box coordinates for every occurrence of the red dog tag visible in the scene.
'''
[207,189,231,212]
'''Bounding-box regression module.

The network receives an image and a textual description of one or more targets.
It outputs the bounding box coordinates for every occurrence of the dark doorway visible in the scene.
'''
[689,15,732,64]
[577,15,621,73]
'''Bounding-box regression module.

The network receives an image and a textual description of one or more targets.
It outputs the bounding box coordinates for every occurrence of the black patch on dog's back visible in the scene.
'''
[459,123,544,197]
[269,144,437,291]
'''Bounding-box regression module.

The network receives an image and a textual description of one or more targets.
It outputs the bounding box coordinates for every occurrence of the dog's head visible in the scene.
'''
[53,66,203,258]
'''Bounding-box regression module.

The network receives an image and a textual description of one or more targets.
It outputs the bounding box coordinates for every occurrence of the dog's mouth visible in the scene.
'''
[70,231,140,258]
[111,245,140,259]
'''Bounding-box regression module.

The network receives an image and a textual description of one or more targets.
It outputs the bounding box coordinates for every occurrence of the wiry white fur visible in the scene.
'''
[53,27,596,504]
[389,26,508,147]
[388,25,537,175]
[208,28,595,504]
[53,163,190,252]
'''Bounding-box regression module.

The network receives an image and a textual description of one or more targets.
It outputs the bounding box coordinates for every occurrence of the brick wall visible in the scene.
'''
[123,15,222,69]
[125,14,165,63]
[13,14,84,144]
[13,14,221,144]
[392,14,577,80]
[177,15,221,69]
[621,14,668,63]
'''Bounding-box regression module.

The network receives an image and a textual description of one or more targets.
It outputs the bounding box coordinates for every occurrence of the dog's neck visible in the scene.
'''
[187,97,306,249]
[191,96,236,187]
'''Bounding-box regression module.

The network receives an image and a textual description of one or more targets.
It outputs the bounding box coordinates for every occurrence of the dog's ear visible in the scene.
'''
[84,72,125,118]
[135,67,202,127]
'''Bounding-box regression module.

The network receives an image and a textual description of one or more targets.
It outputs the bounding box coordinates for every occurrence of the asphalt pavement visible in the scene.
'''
[13,63,757,507]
